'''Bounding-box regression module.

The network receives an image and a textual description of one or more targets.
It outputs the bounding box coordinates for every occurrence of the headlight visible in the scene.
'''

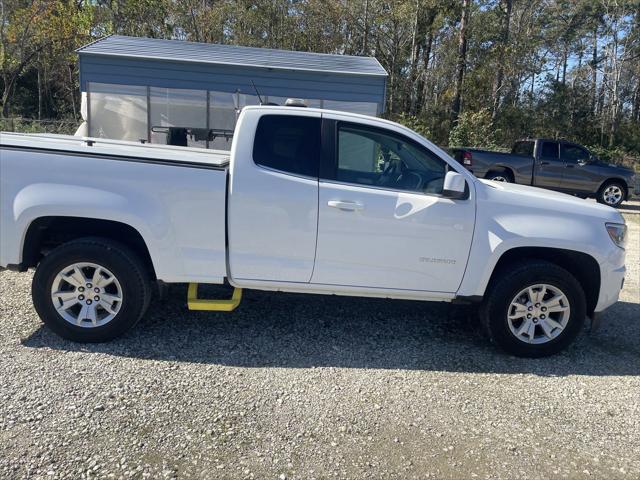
[606,223,627,249]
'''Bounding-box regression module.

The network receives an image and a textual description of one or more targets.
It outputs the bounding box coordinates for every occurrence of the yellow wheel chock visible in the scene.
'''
[187,284,242,311]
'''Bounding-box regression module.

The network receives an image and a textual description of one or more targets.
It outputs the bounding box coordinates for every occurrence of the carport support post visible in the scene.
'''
[86,87,91,137]
[206,90,210,149]
[146,86,151,143]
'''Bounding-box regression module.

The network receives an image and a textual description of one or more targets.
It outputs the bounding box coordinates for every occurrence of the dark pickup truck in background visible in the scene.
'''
[451,139,637,207]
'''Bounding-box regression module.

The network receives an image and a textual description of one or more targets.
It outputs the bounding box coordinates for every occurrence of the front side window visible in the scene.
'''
[336,123,446,194]
[561,144,590,163]
[253,115,321,177]
[540,141,560,160]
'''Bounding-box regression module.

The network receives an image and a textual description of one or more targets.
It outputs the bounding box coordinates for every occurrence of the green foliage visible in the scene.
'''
[393,113,432,139]
[0,0,638,171]
[586,144,640,171]
[0,117,78,134]
[1,0,95,117]
[448,109,500,149]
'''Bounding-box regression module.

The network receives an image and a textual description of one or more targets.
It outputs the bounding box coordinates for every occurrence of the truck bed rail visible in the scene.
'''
[0,132,230,169]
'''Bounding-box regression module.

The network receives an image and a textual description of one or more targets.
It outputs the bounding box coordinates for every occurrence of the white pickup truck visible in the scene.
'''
[0,106,628,357]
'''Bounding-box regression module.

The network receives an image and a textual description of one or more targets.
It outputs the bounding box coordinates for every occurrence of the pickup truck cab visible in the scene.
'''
[452,139,637,207]
[0,107,628,357]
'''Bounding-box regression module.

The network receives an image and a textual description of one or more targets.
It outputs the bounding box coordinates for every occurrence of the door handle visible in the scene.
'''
[327,200,364,211]
[540,161,550,165]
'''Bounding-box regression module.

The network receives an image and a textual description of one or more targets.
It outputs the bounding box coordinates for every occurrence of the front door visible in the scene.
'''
[560,142,599,193]
[535,140,565,189]
[311,118,475,293]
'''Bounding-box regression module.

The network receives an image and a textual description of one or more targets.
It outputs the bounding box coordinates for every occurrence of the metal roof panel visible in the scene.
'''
[77,35,388,77]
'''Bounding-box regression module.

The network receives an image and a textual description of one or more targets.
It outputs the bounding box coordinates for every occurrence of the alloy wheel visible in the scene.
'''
[506,283,571,345]
[50,262,123,328]
[603,185,623,206]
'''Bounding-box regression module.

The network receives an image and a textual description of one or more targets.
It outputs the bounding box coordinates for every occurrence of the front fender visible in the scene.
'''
[457,211,614,298]
[596,176,631,198]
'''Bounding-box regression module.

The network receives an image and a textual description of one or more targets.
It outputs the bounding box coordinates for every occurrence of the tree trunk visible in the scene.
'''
[37,63,42,120]
[570,55,579,126]
[596,71,607,120]
[561,47,568,85]
[633,81,640,122]
[68,64,77,120]
[451,0,470,125]
[530,73,535,98]
[418,20,436,114]
[1,93,10,118]
[636,9,640,122]
[409,6,436,115]
[1,76,16,118]
[491,0,512,120]
[408,0,420,114]
[591,23,598,114]
[362,0,369,54]
[577,43,583,69]
[608,28,621,148]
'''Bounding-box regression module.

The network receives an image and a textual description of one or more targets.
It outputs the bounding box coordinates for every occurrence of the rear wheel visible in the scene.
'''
[486,170,513,183]
[597,181,625,208]
[480,260,586,357]
[32,237,152,342]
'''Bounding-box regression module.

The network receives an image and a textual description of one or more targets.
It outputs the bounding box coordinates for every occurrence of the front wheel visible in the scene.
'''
[597,181,625,208]
[480,260,586,357]
[32,237,152,342]
[486,171,513,183]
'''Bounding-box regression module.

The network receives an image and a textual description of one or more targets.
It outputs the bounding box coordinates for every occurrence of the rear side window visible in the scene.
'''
[540,141,559,159]
[512,141,534,157]
[253,115,321,177]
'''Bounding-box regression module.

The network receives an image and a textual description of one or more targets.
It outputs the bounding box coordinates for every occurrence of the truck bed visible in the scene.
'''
[451,147,534,184]
[1,132,229,283]
[0,132,230,169]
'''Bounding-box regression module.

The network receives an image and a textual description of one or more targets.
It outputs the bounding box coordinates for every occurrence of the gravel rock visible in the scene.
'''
[0,212,638,479]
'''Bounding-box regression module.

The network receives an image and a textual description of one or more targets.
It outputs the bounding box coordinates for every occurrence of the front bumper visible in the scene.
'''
[592,227,626,327]
[591,248,625,332]
[595,264,625,314]
[589,272,624,332]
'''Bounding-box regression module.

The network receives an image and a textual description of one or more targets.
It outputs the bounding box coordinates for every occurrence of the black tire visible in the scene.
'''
[32,237,152,342]
[480,260,586,357]
[596,180,626,208]
[486,170,513,183]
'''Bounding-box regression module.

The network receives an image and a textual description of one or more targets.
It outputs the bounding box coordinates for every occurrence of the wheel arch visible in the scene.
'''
[598,177,629,199]
[22,216,157,280]
[485,166,515,181]
[485,246,600,316]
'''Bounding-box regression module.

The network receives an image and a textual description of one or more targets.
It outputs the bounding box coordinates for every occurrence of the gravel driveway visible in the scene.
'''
[1,214,638,479]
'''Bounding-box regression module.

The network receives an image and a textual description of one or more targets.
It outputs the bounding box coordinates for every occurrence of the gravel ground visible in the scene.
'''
[0,213,638,480]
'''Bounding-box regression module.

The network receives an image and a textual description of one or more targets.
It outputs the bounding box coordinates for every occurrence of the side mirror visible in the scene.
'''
[442,171,467,199]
